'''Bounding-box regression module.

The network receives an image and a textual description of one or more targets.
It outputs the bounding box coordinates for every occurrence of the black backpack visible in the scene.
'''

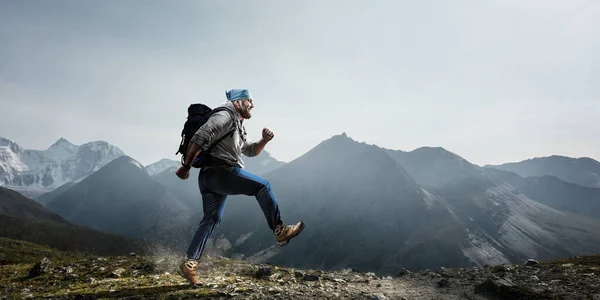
[175,103,236,168]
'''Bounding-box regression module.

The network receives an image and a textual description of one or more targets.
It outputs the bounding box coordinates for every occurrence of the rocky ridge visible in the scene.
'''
[1,238,599,300]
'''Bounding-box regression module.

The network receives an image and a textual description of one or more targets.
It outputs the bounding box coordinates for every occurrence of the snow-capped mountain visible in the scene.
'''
[0,137,125,194]
[145,158,179,176]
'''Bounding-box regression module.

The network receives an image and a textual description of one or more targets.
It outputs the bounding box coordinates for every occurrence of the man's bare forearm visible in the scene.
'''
[183,142,202,167]
[253,139,268,156]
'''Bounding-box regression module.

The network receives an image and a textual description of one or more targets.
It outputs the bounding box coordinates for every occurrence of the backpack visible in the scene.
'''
[175,103,236,168]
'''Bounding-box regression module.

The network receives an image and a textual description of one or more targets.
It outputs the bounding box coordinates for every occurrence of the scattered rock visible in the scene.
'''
[562,263,574,268]
[254,266,273,278]
[366,293,388,300]
[396,268,411,277]
[474,275,549,298]
[492,265,510,273]
[111,268,126,278]
[269,272,283,281]
[303,274,319,281]
[525,259,539,266]
[475,276,517,295]
[28,257,52,278]
[438,278,450,287]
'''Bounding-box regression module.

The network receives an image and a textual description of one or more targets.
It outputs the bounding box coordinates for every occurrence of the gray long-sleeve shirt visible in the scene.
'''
[190,101,257,168]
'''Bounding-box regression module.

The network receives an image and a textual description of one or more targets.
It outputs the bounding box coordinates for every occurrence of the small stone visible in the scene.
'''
[531,275,539,281]
[438,278,450,287]
[475,276,518,296]
[303,274,319,281]
[28,257,52,278]
[269,272,283,281]
[111,268,126,278]
[492,265,510,273]
[255,266,273,278]
[562,263,574,267]
[366,293,388,300]
[396,268,411,277]
[525,259,539,266]
[129,252,136,256]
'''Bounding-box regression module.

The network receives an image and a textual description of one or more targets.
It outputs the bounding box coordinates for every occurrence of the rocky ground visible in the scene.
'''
[1,238,600,299]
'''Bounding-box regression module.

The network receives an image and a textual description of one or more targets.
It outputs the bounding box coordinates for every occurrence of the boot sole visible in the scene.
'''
[177,264,202,287]
[278,221,305,246]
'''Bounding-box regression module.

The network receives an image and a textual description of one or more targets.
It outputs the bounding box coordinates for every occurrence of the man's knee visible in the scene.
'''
[256,179,272,195]
[199,213,223,226]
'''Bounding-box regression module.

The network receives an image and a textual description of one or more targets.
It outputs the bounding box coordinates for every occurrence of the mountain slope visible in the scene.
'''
[437,174,600,267]
[0,187,151,256]
[0,137,125,194]
[35,181,78,206]
[384,146,484,188]
[486,155,600,188]
[482,167,600,221]
[0,186,66,223]
[208,133,467,274]
[46,156,192,244]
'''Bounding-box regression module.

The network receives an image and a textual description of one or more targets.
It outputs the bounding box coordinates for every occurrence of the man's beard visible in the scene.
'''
[240,108,252,119]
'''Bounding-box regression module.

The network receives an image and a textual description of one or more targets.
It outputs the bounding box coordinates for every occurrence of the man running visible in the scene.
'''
[175,88,305,286]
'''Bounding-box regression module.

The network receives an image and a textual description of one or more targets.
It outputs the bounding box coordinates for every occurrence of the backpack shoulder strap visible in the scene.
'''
[204,106,238,153]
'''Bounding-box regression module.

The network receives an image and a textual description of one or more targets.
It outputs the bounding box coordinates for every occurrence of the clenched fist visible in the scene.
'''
[262,128,275,141]
[175,166,190,180]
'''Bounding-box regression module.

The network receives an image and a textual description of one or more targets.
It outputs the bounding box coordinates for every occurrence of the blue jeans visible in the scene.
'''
[185,166,282,260]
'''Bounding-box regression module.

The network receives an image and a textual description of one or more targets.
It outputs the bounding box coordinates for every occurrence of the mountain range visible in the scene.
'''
[209,134,600,274]
[486,155,600,188]
[2,133,600,276]
[0,137,124,198]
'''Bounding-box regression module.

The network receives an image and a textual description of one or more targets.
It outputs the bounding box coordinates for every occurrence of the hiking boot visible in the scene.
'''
[274,221,305,246]
[177,259,201,286]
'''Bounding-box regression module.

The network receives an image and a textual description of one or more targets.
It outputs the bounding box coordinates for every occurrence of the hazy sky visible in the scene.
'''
[1,0,599,166]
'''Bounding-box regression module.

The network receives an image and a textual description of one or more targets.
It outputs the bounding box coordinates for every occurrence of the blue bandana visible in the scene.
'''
[225,89,252,101]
